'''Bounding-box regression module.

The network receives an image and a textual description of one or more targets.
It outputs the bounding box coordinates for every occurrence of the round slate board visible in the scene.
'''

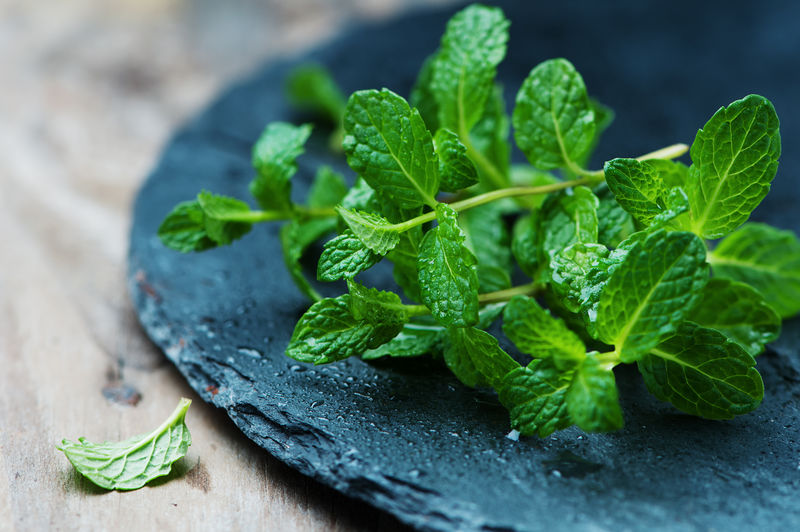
[129,1,800,530]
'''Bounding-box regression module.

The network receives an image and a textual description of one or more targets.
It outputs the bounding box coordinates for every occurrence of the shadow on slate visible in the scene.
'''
[129,1,800,530]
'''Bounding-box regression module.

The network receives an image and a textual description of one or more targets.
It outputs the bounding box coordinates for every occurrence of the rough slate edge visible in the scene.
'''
[128,1,800,531]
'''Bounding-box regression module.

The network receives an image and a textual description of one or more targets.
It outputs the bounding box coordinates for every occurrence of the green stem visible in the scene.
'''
[389,142,689,233]
[594,351,621,371]
[243,205,338,223]
[402,282,539,318]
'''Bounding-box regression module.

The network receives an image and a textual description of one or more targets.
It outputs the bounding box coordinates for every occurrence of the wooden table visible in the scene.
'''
[0,1,453,529]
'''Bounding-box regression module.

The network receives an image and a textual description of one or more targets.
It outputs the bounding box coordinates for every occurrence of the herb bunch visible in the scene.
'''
[158,4,796,437]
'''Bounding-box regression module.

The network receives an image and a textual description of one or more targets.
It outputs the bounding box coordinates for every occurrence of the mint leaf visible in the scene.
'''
[286,64,345,124]
[341,177,380,213]
[470,84,511,178]
[336,207,400,255]
[566,355,624,432]
[711,222,800,318]
[343,88,439,208]
[434,128,479,192]
[444,326,519,389]
[648,159,689,188]
[462,204,512,292]
[158,201,217,253]
[410,53,440,132]
[308,166,348,208]
[511,212,542,278]
[502,295,585,369]
[689,278,780,357]
[640,322,764,419]
[317,231,381,282]
[596,230,709,362]
[513,58,596,171]
[431,4,509,133]
[347,280,408,346]
[604,158,673,226]
[287,295,382,364]
[540,186,599,259]
[57,398,192,491]
[196,191,254,245]
[688,94,781,239]
[251,122,312,212]
[418,203,480,327]
[595,184,635,248]
[498,360,572,437]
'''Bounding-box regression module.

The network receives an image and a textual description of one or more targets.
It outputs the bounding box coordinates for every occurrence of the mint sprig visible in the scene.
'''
[158,4,794,437]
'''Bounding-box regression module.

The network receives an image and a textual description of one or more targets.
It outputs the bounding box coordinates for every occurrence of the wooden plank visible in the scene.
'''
[0,1,454,529]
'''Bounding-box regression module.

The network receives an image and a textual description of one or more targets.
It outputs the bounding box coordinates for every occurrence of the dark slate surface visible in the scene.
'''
[129,1,800,530]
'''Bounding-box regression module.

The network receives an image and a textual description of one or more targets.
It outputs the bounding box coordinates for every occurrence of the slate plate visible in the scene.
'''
[129,1,800,530]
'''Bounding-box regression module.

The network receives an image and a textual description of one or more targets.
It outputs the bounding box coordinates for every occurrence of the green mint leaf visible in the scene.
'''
[498,360,573,437]
[418,203,480,327]
[549,242,626,337]
[470,84,511,178]
[281,218,337,301]
[710,222,800,318]
[540,186,599,259]
[431,4,509,133]
[308,166,348,208]
[462,204,512,292]
[434,128,479,192]
[444,326,519,389]
[317,231,381,282]
[343,88,439,208]
[158,201,217,253]
[511,212,542,278]
[362,320,444,360]
[603,158,671,226]
[340,177,380,213]
[410,53,440,132]
[596,230,709,362]
[688,94,781,239]
[640,322,764,419]
[688,278,780,357]
[513,58,596,170]
[57,398,192,491]
[336,207,400,255]
[287,295,382,364]
[196,191,254,245]
[347,280,408,347]
[285,64,346,123]
[502,295,585,369]
[251,122,312,212]
[566,355,624,432]
[595,184,635,248]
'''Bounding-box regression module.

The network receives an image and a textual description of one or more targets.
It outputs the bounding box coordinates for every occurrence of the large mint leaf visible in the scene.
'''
[343,89,439,209]
[418,203,480,327]
[444,327,519,389]
[250,122,312,212]
[502,295,585,369]
[431,4,509,133]
[566,355,623,432]
[513,58,596,170]
[317,231,381,282]
[688,94,781,239]
[596,230,709,362]
[498,360,573,438]
[640,322,764,419]
[57,398,192,490]
[287,295,380,364]
[711,223,800,318]
[689,278,779,357]
[336,207,400,255]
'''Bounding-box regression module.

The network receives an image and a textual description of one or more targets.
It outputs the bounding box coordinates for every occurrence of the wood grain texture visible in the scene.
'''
[0,1,454,530]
